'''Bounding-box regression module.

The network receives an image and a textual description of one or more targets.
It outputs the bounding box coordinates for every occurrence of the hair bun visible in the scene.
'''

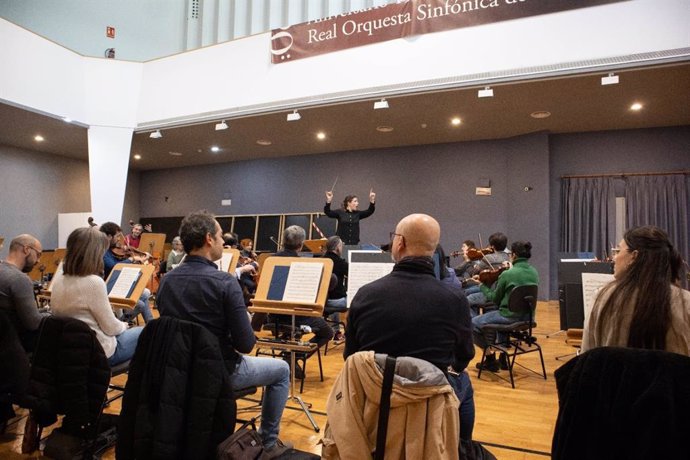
[525,242,532,251]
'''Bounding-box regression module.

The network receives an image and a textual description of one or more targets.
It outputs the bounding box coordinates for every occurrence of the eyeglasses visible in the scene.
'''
[389,232,405,243]
[25,245,42,258]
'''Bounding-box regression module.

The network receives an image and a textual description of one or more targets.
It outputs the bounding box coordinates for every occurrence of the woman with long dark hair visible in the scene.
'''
[582,225,690,354]
[324,190,376,245]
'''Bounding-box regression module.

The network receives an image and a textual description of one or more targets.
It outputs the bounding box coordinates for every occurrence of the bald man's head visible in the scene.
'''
[8,234,43,273]
[391,214,440,261]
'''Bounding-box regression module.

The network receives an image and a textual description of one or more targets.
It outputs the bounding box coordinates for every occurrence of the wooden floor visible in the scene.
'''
[1,301,577,459]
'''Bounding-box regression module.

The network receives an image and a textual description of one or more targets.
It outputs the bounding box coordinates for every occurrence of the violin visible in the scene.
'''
[477,265,510,285]
[466,247,495,261]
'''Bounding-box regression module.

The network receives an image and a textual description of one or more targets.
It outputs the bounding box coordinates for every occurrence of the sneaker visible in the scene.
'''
[262,438,293,459]
[333,331,345,343]
[475,355,499,372]
[499,353,510,370]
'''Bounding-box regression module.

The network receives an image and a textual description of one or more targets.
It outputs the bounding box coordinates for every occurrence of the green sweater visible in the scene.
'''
[479,258,539,318]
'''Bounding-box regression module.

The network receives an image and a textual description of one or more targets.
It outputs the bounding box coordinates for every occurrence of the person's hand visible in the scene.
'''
[472,275,481,283]
[240,264,256,276]
[325,191,333,203]
[369,189,376,203]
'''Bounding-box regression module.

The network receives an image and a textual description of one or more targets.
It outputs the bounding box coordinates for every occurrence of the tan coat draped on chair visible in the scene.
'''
[322,351,459,460]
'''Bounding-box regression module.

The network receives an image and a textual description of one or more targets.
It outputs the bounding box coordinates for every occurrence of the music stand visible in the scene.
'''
[28,249,67,282]
[249,256,333,433]
[215,248,240,273]
[138,233,166,258]
[302,239,327,254]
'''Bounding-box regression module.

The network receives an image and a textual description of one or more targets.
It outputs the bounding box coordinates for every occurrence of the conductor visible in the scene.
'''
[324,189,376,245]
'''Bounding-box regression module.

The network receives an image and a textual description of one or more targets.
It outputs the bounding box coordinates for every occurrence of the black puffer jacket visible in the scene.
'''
[116,317,236,460]
[24,316,110,436]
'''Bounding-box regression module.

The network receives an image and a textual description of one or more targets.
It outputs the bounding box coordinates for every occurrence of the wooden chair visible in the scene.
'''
[477,285,546,388]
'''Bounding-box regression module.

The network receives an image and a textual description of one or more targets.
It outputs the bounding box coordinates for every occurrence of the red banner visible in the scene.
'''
[271,0,627,64]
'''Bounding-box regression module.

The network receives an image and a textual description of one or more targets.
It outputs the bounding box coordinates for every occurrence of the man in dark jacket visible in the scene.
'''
[157,210,292,458]
[344,213,476,441]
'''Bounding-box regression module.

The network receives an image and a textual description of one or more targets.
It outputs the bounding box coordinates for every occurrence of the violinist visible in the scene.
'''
[463,232,510,295]
[99,222,154,323]
[453,239,477,278]
[471,241,539,372]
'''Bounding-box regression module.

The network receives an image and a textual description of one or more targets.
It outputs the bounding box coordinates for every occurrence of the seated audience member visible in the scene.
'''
[166,236,185,271]
[0,234,49,352]
[322,236,348,341]
[156,210,292,457]
[50,227,143,366]
[471,241,539,372]
[582,225,690,354]
[345,214,476,441]
[274,225,334,347]
[98,222,154,324]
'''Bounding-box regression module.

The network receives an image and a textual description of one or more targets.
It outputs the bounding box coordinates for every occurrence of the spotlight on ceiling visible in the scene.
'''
[478,86,494,98]
[601,72,619,86]
[374,98,389,110]
[215,120,229,131]
[287,110,301,122]
[149,130,162,139]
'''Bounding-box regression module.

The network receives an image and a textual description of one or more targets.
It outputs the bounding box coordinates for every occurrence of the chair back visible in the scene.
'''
[507,284,538,316]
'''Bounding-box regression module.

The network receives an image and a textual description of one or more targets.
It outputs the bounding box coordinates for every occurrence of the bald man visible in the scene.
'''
[344,214,476,441]
[0,234,49,352]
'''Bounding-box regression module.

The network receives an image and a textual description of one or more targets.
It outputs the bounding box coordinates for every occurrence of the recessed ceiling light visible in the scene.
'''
[256,139,272,146]
[421,123,427,129]
[630,102,643,111]
[211,146,220,153]
[34,135,44,142]
[168,151,183,156]
[451,117,462,126]
[133,154,142,160]
[530,111,551,119]
[376,126,394,133]
[316,132,326,140]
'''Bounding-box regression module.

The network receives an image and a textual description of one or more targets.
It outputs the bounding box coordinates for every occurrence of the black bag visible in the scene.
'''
[217,426,264,460]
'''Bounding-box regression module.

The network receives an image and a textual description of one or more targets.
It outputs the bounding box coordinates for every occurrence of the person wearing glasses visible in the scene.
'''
[324,189,376,245]
[345,214,476,442]
[0,234,49,353]
[582,225,690,354]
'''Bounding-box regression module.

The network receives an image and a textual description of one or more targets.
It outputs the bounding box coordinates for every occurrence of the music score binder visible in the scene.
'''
[250,256,333,317]
[105,263,155,309]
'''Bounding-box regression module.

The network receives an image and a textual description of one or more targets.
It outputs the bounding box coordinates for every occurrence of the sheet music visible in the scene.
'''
[109,266,142,298]
[215,252,234,272]
[581,272,615,326]
[347,256,395,308]
[282,262,323,303]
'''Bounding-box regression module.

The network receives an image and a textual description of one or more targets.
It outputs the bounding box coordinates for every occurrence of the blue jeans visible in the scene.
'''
[123,288,153,323]
[471,310,528,350]
[108,326,144,366]
[448,371,475,441]
[325,297,347,334]
[231,355,290,448]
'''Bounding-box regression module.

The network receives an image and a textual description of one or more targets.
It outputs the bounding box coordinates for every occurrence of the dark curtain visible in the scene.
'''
[625,174,689,270]
[560,177,616,258]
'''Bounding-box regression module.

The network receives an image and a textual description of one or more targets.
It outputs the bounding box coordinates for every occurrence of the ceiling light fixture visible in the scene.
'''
[376,126,394,133]
[478,86,494,98]
[601,72,619,86]
[210,146,220,153]
[451,117,462,126]
[149,130,162,139]
[34,135,44,142]
[133,154,142,160]
[630,102,643,111]
[316,132,326,140]
[374,98,389,110]
[530,111,551,119]
[256,139,272,146]
[287,110,301,121]
[215,120,228,131]
[63,116,72,123]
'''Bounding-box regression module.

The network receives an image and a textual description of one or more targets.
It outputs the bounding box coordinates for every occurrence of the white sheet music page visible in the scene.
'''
[347,262,394,308]
[581,272,615,326]
[215,252,234,272]
[109,266,141,298]
[282,262,323,303]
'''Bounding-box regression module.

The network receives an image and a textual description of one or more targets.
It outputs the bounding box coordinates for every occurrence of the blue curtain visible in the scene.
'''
[560,177,616,258]
[624,174,689,267]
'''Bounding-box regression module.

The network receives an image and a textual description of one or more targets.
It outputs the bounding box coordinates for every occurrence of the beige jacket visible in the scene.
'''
[322,351,459,460]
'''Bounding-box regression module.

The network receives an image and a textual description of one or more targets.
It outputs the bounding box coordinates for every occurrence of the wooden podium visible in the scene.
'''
[249,256,333,432]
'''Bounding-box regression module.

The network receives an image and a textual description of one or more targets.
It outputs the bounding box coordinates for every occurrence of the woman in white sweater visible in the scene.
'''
[51,227,143,366]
